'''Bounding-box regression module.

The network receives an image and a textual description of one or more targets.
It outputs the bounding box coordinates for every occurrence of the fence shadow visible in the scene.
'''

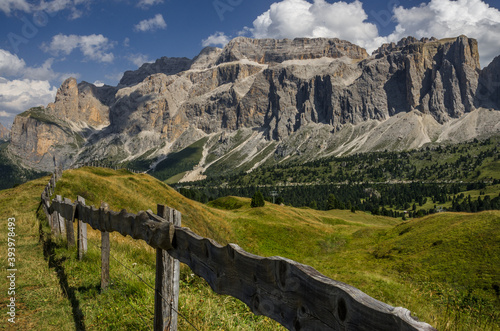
[38,215,86,331]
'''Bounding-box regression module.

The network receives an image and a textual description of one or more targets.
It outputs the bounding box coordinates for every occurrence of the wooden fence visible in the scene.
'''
[39,170,437,331]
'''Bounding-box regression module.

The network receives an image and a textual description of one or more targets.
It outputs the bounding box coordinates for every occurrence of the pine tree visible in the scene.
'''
[251,191,265,208]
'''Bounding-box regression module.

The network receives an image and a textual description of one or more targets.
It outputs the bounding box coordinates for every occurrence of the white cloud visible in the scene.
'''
[0,49,76,83]
[127,53,153,67]
[202,32,230,47]
[0,111,12,118]
[249,0,381,52]
[0,0,31,15]
[0,77,57,121]
[387,0,500,67]
[23,58,61,81]
[37,0,91,19]
[245,0,500,67]
[0,50,27,77]
[93,80,105,87]
[137,0,163,9]
[42,33,115,63]
[134,14,167,32]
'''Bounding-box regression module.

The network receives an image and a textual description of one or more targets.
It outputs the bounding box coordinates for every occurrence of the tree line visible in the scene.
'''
[177,181,500,218]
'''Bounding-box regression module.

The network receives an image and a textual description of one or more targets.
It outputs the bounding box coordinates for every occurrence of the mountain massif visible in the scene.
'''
[6,35,500,181]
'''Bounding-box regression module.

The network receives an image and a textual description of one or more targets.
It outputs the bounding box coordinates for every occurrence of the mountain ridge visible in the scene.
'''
[5,35,500,180]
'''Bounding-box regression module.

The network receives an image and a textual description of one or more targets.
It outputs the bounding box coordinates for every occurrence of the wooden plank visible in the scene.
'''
[56,196,66,237]
[77,196,87,260]
[167,228,436,331]
[64,198,76,248]
[167,208,181,330]
[100,202,110,291]
[50,205,59,237]
[154,205,180,331]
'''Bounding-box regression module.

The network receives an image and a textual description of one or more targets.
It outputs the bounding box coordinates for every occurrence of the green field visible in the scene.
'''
[1,167,499,330]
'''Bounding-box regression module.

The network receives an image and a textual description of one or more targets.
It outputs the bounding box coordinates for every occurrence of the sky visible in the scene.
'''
[1,0,500,127]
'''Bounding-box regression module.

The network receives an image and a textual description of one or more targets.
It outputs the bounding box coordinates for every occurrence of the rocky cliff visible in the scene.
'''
[478,54,500,108]
[7,36,500,177]
[0,123,10,141]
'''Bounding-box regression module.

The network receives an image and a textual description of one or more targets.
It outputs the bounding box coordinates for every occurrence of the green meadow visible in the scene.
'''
[0,167,498,330]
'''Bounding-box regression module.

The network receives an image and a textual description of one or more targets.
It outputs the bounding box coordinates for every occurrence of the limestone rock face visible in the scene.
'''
[6,36,500,175]
[0,123,10,141]
[46,77,112,127]
[120,57,193,86]
[477,55,500,108]
[217,37,369,64]
[402,36,480,121]
[8,114,78,170]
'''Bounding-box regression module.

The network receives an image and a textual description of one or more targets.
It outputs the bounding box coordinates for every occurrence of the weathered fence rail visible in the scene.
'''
[40,170,437,331]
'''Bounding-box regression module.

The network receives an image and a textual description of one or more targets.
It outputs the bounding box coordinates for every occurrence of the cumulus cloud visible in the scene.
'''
[0,50,26,77]
[137,0,163,9]
[202,32,230,47]
[387,0,500,67]
[0,77,57,122]
[0,49,76,82]
[0,111,12,118]
[134,14,167,32]
[0,0,31,15]
[248,0,383,52]
[243,0,500,67]
[42,34,115,63]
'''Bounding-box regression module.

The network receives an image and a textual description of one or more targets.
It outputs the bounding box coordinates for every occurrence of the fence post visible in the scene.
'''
[154,205,181,331]
[100,202,110,291]
[50,194,60,237]
[77,196,88,260]
[56,195,66,237]
[64,197,76,248]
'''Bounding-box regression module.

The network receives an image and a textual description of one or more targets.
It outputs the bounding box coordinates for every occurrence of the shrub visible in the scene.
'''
[251,191,265,208]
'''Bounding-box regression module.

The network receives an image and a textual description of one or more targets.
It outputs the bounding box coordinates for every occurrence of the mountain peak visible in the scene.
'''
[119,56,193,86]
[216,36,369,65]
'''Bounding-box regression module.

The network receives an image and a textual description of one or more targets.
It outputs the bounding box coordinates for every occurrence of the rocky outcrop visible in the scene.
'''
[6,35,500,176]
[8,112,79,170]
[119,57,192,86]
[46,77,113,127]
[402,36,480,121]
[477,55,500,108]
[0,123,10,141]
[216,37,368,64]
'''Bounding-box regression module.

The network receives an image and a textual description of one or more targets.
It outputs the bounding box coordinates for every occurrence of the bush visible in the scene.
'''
[251,191,265,208]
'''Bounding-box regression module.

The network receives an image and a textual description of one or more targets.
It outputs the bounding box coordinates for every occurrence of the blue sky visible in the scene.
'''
[1,0,500,127]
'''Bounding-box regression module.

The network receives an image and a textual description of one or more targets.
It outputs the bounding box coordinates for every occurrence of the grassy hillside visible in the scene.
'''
[1,167,499,330]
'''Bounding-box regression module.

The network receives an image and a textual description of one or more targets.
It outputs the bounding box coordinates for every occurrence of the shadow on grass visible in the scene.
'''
[39,220,86,331]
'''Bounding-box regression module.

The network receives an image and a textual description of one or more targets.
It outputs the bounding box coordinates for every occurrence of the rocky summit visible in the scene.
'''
[6,36,500,180]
